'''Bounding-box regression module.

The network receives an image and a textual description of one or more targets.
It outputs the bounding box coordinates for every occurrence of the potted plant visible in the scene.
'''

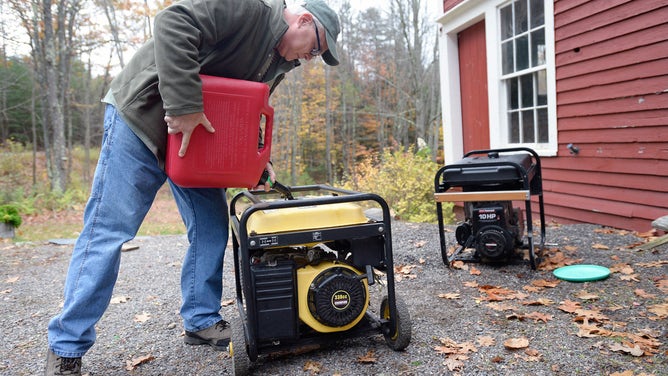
[0,204,22,238]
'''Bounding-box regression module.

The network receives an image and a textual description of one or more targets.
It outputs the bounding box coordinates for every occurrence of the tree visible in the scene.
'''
[0,56,34,144]
[265,0,442,186]
[0,0,443,193]
[9,0,85,192]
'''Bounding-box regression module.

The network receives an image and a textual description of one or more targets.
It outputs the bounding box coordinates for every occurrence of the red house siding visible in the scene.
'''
[442,0,465,13]
[549,0,668,231]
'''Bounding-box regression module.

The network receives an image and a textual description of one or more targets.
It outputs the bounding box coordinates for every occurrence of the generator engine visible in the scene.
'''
[455,201,524,261]
[249,242,373,339]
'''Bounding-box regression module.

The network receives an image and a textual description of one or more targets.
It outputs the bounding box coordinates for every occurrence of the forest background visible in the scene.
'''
[0,0,451,241]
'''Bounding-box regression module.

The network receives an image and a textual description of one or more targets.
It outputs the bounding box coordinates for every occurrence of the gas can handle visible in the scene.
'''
[258,170,294,200]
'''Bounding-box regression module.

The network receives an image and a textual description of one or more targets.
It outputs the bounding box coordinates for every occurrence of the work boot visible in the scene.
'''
[45,349,82,376]
[184,320,231,350]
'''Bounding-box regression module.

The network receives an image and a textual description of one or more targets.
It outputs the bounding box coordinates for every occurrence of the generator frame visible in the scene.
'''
[229,184,410,375]
[434,147,546,269]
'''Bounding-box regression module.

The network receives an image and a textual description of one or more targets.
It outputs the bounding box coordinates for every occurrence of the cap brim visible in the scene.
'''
[322,30,339,66]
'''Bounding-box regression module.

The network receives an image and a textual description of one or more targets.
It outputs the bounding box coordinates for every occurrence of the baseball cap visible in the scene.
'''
[303,0,340,66]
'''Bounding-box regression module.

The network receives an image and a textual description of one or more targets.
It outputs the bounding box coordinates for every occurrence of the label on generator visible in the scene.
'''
[475,208,500,222]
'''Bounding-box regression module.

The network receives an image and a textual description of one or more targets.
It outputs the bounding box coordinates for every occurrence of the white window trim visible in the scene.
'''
[437,0,557,164]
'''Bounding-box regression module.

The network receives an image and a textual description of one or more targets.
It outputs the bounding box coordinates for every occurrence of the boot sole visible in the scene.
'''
[184,335,230,351]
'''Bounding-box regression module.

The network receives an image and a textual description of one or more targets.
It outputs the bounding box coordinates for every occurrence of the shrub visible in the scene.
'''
[0,204,22,228]
[343,146,454,224]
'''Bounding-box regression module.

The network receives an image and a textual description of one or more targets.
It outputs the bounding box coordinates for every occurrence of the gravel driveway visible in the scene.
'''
[1,221,666,375]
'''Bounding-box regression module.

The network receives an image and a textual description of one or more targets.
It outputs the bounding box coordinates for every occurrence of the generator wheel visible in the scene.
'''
[230,317,250,376]
[380,295,411,351]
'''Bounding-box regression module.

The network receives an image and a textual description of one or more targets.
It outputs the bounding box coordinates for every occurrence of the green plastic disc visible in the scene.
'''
[553,264,611,282]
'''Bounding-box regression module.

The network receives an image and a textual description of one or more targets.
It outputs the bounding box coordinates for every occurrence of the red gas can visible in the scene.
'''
[165,75,273,188]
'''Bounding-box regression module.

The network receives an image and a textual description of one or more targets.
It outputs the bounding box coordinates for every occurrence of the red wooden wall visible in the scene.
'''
[548,0,668,231]
[443,0,465,13]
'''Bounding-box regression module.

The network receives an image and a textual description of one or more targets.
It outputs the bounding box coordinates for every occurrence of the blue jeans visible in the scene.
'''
[47,105,229,358]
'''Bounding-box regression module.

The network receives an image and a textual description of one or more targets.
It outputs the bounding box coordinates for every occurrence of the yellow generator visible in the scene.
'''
[229,184,411,375]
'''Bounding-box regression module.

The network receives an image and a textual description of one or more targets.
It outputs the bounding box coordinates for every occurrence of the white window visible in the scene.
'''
[499,0,550,145]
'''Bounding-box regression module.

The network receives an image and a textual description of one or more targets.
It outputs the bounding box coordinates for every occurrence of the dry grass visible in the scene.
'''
[16,186,185,242]
[1,145,185,242]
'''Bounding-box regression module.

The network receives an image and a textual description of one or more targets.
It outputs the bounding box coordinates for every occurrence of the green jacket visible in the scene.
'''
[109,0,298,168]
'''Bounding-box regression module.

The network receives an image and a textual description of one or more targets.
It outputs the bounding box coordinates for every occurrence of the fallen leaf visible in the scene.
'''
[303,360,323,374]
[592,243,610,250]
[522,298,554,306]
[574,308,609,323]
[357,350,377,364]
[434,345,459,355]
[458,341,478,353]
[647,303,668,319]
[559,300,582,313]
[110,296,131,304]
[476,336,495,347]
[634,289,656,299]
[531,279,559,288]
[4,276,19,283]
[619,274,640,282]
[606,304,625,312]
[395,264,417,275]
[121,243,139,252]
[503,337,529,349]
[610,371,634,376]
[506,312,525,321]
[221,299,234,307]
[451,260,468,270]
[520,347,542,361]
[636,229,658,238]
[486,302,517,311]
[443,357,464,371]
[469,267,481,275]
[438,293,461,300]
[134,312,151,323]
[477,285,521,301]
[609,342,644,357]
[524,348,541,357]
[576,322,606,338]
[575,291,599,301]
[609,263,634,274]
[537,250,582,270]
[394,264,418,282]
[655,278,668,294]
[434,337,477,355]
[523,285,542,293]
[636,260,668,267]
[524,312,553,323]
[125,354,155,371]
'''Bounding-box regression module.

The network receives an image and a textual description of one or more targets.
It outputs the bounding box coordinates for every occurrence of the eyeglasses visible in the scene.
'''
[310,22,321,56]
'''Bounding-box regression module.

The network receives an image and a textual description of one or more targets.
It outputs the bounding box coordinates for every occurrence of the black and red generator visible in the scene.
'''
[434,147,546,269]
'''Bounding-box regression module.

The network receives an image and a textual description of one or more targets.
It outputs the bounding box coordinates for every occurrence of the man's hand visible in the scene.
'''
[253,162,276,192]
[165,112,215,157]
